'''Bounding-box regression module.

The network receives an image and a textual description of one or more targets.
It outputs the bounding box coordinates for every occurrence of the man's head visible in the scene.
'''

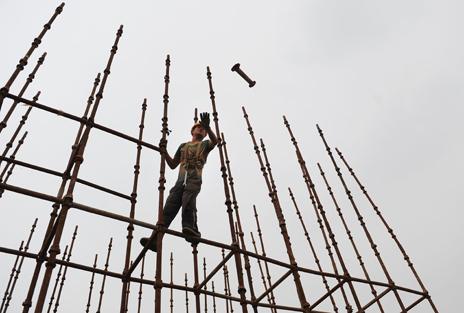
[191,122,207,140]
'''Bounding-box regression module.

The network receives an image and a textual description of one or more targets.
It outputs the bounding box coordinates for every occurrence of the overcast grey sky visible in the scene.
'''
[0,1,462,312]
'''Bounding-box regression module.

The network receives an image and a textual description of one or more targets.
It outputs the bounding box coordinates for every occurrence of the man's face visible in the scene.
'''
[192,125,206,139]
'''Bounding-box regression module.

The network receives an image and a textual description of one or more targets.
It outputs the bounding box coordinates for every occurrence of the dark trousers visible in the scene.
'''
[162,178,201,231]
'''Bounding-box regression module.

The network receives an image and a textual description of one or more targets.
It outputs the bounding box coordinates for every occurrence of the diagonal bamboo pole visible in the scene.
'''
[30,26,123,313]
[242,107,310,312]
[283,116,359,312]
[317,163,385,313]
[0,3,64,113]
[21,71,100,313]
[0,131,28,192]
[0,53,46,134]
[0,241,24,312]
[51,225,78,313]
[250,232,275,312]
[96,238,113,313]
[45,246,68,313]
[287,187,339,313]
[252,206,277,312]
[222,132,258,311]
[1,218,38,313]
[119,98,147,313]
[335,147,439,313]
[206,67,249,313]
[316,125,406,311]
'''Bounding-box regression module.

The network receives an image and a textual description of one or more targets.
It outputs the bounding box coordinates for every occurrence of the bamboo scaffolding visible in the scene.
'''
[222,132,258,311]
[185,273,190,313]
[282,116,357,312]
[4,92,160,152]
[242,107,311,312]
[20,71,101,313]
[0,90,38,169]
[136,256,145,313]
[203,258,208,313]
[45,245,68,313]
[0,53,46,134]
[0,131,28,196]
[0,241,23,312]
[51,226,78,313]
[250,232,275,312]
[0,3,64,113]
[30,26,124,313]
[335,147,439,313]
[211,281,217,313]
[317,163,385,313]
[1,243,423,312]
[84,255,98,313]
[120,98,147,313]
[1,218,38,313]
[154,54,171,313]
[96,238,113,313]
[170,253,174,313]
[316,125,406,311]
[287,187,339,313]
[193,244,202,313]
[252,206,277,312]
[207,67,249,313]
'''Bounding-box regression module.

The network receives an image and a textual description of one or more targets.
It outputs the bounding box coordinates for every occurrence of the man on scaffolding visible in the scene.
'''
[140,112,217,252]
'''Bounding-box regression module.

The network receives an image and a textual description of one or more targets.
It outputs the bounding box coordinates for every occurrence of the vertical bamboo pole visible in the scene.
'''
[193,244,201,313]
[30,26,123,313]
[96,238,113,313]
[51,226,78,313]
[124,262,131,313]
[0,3,64,113]
[282,116,360,312]
[316,125,406,311]
[211,282,217,313]
[2,218,38,313]
[222,132,258,311]
[119,98,147,313]
[136,256,145,313]
[317,163,385,313]
[221,249,230,313]
[206,67,248,313]
[335,147,439,312]
[241,107,310,312]
[84,254,98,313]
[22,71,100,313]
[194,108,198,123]
[252,206,277,312]
[203,258,208,313]
[0,52,46,134]
[170,253,174,313]
[185,274,190,313]
[287,187,339,312]
[154,54,171,313]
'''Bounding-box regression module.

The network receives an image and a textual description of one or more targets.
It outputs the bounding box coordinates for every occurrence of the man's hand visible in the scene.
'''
[158,140,168,156]
[200,112,210,130]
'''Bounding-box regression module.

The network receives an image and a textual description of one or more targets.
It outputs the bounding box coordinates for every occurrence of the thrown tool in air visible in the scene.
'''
[231,63,256,88]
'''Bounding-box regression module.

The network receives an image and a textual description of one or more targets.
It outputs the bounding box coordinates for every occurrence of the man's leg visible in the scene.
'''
[140,182,183,251]
[181,185,201,238]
